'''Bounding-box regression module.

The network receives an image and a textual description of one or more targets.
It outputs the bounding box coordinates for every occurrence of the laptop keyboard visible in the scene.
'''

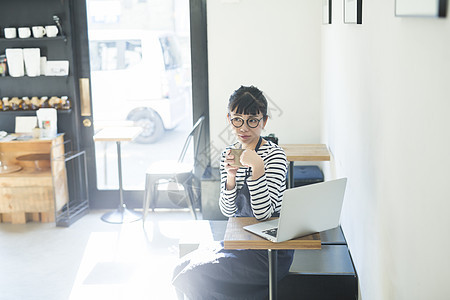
[262,227,278,238]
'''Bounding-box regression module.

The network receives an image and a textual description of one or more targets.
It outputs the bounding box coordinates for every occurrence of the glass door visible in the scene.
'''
[82,0,193,208]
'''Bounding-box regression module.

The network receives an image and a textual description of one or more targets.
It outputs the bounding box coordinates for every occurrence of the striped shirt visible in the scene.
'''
[219,141,288,221]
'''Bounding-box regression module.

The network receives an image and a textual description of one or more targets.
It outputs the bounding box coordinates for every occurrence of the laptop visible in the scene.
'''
[243,178,347,243]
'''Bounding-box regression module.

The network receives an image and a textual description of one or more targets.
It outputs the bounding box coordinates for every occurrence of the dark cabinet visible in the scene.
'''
[0,0,89,226]
[0,0,80,147]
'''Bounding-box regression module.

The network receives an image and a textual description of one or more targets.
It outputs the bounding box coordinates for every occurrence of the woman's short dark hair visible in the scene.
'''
[228,85,268,118]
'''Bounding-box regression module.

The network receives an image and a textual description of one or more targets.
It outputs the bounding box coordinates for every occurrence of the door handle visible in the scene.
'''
[79,78,92,116]
[82,119,92,127]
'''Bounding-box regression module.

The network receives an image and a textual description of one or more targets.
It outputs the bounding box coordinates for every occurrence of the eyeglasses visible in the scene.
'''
[229,116,264,128]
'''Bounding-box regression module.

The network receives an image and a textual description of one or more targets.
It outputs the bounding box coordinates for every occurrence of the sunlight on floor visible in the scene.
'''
[69,216,212,300]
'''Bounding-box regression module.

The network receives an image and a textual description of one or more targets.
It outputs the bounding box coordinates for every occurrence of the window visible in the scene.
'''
[89,40,142,71]
[159,36,182,70]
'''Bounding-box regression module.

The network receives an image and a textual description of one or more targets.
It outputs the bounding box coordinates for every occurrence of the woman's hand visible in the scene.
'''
[224,149,240,177]
[224,149,239,190]
[241,150,265,179]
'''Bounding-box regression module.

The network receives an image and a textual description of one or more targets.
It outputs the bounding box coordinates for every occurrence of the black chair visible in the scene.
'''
[263,133,278,145]
[142,116,205,222]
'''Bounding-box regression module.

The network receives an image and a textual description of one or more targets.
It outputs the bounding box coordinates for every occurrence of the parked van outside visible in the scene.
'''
[88,30,189,143]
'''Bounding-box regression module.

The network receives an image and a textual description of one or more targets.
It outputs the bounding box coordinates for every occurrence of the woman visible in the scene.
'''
[172,85,293,300]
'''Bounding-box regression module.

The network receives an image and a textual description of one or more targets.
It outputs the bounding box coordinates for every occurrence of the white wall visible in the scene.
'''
[207,0,322,167]
[207,0,450,299]
[322,1,450,299]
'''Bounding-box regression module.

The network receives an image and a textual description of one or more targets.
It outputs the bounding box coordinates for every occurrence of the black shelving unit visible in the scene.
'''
[0,0,88,226]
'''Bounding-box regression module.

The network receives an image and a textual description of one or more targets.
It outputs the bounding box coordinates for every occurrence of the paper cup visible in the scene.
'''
[229,149,244,167]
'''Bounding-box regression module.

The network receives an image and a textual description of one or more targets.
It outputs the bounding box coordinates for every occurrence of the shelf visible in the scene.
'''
[0,167,52,178]
[0,36,66,42]
[0,109,72,114]
[0,75,69,79]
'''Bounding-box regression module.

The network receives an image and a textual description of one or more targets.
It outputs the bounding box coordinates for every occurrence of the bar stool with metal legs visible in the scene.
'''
[142,115,205,222]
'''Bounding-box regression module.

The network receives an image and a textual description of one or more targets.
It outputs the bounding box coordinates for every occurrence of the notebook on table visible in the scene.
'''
[243,178,347,243]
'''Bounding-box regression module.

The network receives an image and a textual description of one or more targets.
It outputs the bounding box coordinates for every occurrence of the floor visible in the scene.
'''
[0,209,203,300]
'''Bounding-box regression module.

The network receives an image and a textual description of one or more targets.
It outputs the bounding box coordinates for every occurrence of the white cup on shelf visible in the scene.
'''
[45,25,58,37]
[18,27,31,39]
[4,27,17,39]
[32,26,46,38]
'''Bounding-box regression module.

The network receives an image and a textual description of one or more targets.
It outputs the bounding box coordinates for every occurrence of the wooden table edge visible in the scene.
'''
[223,239,322,250]
[223,217,322,250]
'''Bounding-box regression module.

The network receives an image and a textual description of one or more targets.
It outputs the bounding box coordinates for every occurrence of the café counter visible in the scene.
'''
[0,134,68,224]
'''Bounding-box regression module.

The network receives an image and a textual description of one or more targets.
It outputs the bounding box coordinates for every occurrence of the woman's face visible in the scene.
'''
[228,109,267,147]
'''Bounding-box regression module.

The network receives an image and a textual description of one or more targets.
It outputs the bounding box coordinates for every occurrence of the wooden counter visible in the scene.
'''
[280,144,331,162]
[279,144,331,188]
[224,217,321,250]
[0,135,68,224]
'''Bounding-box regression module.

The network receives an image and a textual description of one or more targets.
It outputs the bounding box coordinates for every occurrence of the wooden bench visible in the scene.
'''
[178,221,358,299]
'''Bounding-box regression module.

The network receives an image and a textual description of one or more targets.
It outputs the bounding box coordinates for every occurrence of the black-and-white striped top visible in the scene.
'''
[219,141,288,221]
